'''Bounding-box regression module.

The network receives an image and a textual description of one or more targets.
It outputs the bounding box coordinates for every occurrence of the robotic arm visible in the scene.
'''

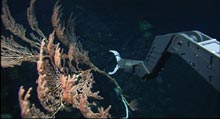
[109,31,220,92]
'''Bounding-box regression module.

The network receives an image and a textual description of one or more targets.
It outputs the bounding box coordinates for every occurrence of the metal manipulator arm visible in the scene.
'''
[109,31,220,92]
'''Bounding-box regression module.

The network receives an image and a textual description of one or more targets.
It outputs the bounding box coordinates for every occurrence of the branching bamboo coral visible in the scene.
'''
[1,0,112,118]
[1,0,134,118]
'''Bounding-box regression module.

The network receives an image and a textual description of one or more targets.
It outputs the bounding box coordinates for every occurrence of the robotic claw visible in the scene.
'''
[109,30,220,92]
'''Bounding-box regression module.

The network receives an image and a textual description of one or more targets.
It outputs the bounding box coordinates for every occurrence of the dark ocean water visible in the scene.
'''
[1,0,219,118]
